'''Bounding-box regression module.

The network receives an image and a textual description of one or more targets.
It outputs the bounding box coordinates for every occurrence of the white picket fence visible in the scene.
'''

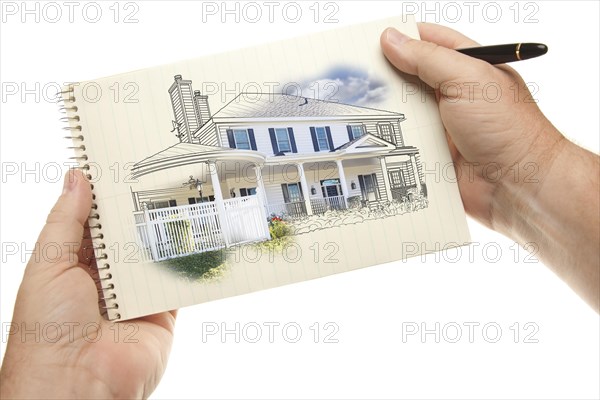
[223,196,270,246]
[135,196,269,261]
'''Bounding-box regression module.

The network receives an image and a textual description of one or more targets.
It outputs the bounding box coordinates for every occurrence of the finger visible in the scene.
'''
[417,22,480,49]
[27,169,93,275]
[380,27,492,89]
[419,22,519,78]
[78,223,96,268]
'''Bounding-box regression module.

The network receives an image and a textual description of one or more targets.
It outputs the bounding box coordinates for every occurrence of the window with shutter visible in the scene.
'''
[275,128,291,152]
[233,129,251,149]
[348,125,366,140]
[377,123,395,144]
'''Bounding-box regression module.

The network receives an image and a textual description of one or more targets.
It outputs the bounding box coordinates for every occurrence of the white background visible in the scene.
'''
[1,1,598,399]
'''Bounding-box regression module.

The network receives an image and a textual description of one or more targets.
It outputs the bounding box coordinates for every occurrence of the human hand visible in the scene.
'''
[380,23,599,311]
[0,170,177,399]
[381,23,565,229]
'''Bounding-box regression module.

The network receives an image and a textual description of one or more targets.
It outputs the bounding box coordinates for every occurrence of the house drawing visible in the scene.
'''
[130,75,427,261]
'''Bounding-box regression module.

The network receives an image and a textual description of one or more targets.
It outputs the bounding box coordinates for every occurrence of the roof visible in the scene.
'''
[333,133,397,151]
[130,143,265,179]
[334,135,363,151]
[210,93,404,120]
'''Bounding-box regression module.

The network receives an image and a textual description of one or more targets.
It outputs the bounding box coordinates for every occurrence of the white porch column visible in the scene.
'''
[336,159,349,204]
[254,165,268,205]
[379,156,393,201]
[208,161,230,246]
[254,165,271,238]
[296,162,313,215]
[410,154,423,195]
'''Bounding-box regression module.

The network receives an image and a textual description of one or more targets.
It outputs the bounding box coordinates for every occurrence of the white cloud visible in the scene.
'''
[298,69,387,106]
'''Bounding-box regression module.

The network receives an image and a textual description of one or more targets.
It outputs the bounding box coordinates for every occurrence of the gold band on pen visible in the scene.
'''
[516,43,522,61]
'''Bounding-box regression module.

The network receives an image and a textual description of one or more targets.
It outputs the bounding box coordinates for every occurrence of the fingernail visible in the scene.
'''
[63,169,78,194]
[385,28,410,47]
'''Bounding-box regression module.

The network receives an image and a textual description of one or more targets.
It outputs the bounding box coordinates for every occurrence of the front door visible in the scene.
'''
[320,179,344,209]
[321,178,341,198]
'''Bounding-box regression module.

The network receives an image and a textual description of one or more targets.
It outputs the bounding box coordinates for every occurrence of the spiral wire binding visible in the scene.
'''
[59,85,121,320]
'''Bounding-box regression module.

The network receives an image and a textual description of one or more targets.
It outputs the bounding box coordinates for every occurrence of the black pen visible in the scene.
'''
[456,43,548,64]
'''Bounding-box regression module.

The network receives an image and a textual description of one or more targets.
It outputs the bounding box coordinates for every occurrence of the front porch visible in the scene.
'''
[129,142,426,261]
[259,153,424,220]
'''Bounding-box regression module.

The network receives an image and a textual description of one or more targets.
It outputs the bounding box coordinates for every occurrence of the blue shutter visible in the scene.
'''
[248,128,257,150]
[346,125,354,141]
[358,175,366,200]
[325,126,334,151]
[281,184,290,203]
[287,127,297,153]
[269,128,279,154]
[310,127,318,151]
[226,129,236,148]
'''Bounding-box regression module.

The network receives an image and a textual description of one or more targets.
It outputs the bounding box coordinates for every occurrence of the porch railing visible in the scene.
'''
[265,201,307,219]
[310,195,347,214]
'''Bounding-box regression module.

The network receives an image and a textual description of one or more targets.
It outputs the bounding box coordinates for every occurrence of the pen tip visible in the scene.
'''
[536,43,548,55]
[521,43,548,59]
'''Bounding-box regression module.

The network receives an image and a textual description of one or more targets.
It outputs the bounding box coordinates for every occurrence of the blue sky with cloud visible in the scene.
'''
[291,66,388,106]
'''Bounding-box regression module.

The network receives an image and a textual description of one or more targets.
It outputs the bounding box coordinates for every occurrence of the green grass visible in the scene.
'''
[159,225,294,281]
[160,249,227,282]
[253,236,291,252]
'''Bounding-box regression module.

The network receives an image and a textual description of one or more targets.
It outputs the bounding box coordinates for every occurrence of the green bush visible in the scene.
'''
[269,219,290,240]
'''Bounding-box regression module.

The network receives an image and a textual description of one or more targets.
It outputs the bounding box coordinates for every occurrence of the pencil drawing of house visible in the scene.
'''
[130,75,427,261]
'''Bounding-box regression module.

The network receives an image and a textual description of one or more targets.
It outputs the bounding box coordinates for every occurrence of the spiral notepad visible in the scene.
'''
[60,15,470,321]
[59,91,119,318]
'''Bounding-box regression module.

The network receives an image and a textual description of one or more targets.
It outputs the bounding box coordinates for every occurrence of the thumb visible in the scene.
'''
[380,27,491,91]
[26,169,93,276]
